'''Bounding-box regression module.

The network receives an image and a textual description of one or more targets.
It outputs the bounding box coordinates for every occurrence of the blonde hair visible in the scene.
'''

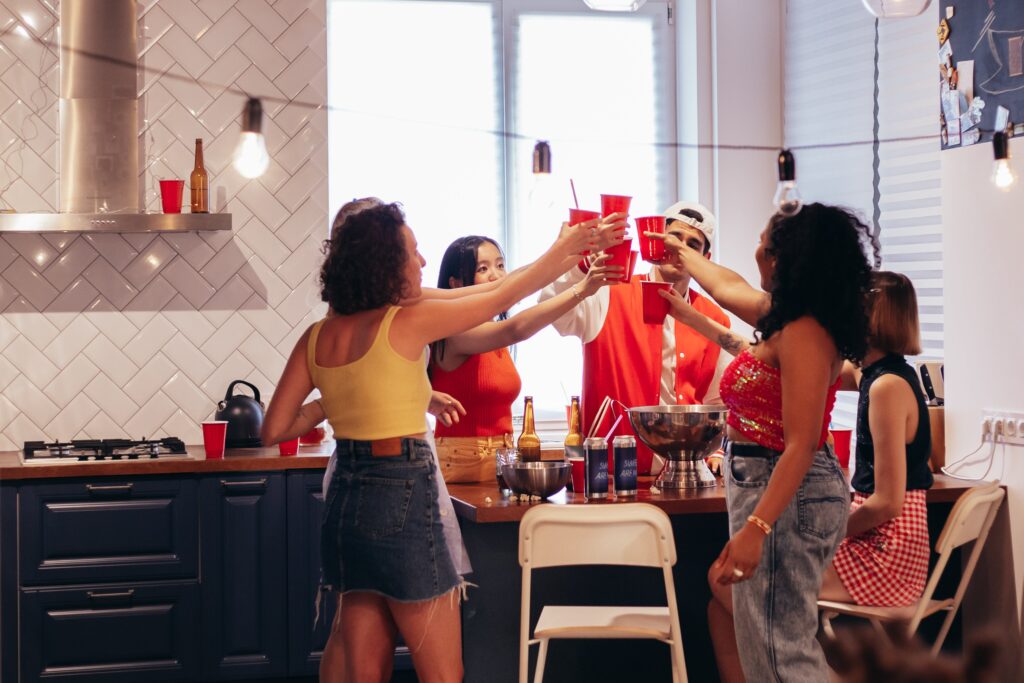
[330,197,384,241]
[868,271,921,356]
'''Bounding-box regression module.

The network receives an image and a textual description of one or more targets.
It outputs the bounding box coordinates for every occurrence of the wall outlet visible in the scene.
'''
[981,410,1024,447]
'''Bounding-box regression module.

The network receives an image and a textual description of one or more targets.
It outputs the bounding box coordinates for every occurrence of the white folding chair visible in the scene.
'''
[518,503,687,683]
[819,482,1005,655]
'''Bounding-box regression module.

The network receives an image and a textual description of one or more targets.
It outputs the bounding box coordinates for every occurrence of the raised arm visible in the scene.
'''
[439,254,620,361]
[647,231,769,327]
[659,288,751,356]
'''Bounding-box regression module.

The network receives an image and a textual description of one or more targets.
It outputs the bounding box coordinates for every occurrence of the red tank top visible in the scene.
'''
[720,349,839,452]
[431,348,522,437]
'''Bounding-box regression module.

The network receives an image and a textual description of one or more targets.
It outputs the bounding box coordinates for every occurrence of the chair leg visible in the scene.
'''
[669,639,687,683]
[532,639,549,683]
[821,611,838,640]
[930,608,957,657]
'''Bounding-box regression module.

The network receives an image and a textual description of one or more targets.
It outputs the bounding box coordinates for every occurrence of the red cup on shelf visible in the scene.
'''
[568,456,585,496]
[159,179,185,214]
[201,420,227,459]
[600,194,632,217]
[635,215,667,263]
[641,280,672,324]
[830,428,852,469]
[278,438,299,456]
[604,238,634,284]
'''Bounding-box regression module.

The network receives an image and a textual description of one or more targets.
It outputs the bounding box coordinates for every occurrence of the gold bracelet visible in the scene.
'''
[746,514,772,536]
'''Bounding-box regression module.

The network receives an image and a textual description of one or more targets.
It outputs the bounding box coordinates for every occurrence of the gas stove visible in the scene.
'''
[21,438,191,464]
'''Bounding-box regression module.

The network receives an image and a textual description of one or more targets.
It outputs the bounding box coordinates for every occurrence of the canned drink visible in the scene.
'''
[612,435,638,495]
[583,437,609,498]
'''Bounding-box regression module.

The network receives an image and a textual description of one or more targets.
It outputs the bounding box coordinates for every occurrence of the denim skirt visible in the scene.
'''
[725,446,849,682]
[321,438,462,602]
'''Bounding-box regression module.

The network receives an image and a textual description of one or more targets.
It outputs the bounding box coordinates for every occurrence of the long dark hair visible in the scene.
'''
[319,203,409,315]
[756,203,878,362]
[430,235,507,365]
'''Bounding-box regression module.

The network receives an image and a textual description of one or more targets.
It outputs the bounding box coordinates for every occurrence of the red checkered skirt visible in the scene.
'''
[833,489,930,607]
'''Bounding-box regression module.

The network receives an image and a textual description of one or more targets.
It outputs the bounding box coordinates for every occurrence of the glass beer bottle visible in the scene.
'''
[190,138,209,213]
[564,396,583,460]
[517,396,542,462]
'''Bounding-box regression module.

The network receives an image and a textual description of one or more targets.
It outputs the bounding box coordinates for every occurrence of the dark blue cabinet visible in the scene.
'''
[2,485,18,683]
[20,581,200,682]
[286,471,335,676]
[200,474,287,680]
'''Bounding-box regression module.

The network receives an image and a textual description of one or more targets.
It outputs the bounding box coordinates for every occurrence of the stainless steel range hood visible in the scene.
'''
[0,0,229,233]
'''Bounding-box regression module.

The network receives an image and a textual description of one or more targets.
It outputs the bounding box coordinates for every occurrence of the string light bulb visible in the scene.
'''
[533,140,551,174]
[233,98,270,179]
[772,149,802,216]
[991,131,1017,191]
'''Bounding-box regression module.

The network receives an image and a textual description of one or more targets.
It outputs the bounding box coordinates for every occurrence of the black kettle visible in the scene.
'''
[215,380,265,448]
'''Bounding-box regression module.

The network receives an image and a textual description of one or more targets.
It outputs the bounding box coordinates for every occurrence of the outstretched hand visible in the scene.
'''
[578,253,623,298]
[429,391,466,427]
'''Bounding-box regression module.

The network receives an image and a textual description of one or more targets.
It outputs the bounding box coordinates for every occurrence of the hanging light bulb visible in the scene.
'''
[860,0,931,19]
[533,140,551,175]
[772,149,802,216]
[583,0,647,10]
[991,131,1017,191]
[233,98,269,179]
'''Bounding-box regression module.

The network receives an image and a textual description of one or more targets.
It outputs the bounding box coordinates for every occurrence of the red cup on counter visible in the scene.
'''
[300,423,326,446]
[278,437,300,456]
[636,215,667,263]
[159,179,185,214]
[568,456,585,496]
[201,420,227,459]
[641,280,672,324]
[600,194,632,217]
[604,238,634,283]
[830,428,852,469]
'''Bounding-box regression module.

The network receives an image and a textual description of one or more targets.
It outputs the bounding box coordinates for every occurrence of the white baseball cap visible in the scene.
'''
[663,201,716,249]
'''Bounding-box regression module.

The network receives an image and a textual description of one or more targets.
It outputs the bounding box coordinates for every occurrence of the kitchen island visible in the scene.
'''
[449,474,974,683]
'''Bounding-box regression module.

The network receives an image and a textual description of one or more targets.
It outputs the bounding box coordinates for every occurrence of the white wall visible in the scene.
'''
[0,0,329,447]
[942,141,1024,662]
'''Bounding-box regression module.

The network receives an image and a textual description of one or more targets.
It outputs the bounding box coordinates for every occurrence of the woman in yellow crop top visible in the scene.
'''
[261,202,617,683]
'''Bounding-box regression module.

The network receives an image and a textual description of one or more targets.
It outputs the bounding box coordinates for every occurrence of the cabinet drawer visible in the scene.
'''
[20,581,200,682]
[20,478,198,586]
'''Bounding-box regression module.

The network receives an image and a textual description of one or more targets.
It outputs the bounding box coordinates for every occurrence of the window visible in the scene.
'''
[328,0,679,426]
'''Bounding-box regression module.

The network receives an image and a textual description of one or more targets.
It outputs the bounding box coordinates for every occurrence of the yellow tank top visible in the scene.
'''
[307,306,430,440]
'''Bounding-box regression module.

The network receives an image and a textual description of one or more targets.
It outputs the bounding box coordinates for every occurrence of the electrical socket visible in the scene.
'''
[981,409,1024,446]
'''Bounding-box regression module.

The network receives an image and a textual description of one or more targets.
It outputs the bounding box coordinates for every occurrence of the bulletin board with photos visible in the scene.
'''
[939,0,1024,149]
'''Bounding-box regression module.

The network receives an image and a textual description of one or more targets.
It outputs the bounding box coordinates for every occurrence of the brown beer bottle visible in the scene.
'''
[564,396,583,454]
[190,138,209,213]
[518,396,542,462]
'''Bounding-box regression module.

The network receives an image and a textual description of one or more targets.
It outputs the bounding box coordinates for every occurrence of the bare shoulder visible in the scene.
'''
[868,373,915,402]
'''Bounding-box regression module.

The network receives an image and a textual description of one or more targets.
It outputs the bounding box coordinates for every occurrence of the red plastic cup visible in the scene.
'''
[627,251,638,280]
[300,423,326,446]
[604,238,634,283]
[600,194,632,217]
[159,179,184,214]
[568,456,585,496]
[830,428,852,468]
[201,420,227,459]
[642,281,672,324]
[636,215,667,263]
[570,208,600,257]
[278,437,299,456]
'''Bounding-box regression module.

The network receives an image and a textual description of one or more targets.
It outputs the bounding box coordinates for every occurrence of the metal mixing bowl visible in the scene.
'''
[627,404,728,489]
[501,461,571,499]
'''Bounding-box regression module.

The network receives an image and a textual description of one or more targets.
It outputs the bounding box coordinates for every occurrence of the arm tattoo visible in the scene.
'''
[717,332,749,355]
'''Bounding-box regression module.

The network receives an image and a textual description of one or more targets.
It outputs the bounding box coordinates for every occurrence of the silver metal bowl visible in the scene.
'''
[627,404,728,489]
[501,461,571,499]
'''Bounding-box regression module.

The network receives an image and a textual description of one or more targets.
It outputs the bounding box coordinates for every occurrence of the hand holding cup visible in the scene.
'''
[578,252,623,298]
[593,212,629,252]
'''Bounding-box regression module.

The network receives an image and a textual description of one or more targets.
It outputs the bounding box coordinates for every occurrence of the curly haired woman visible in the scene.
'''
[261,202,602,683]
[650,203,877,681]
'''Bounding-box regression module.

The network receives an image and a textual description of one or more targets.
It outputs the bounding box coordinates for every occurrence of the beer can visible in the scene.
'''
[612,435,638,495]
[583,437,609,498]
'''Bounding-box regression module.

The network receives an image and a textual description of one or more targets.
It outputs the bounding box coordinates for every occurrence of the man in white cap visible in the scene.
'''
[539,201,731,475]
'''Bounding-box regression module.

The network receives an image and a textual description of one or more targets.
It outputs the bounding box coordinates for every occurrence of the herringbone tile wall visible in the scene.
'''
[0,0,329,450]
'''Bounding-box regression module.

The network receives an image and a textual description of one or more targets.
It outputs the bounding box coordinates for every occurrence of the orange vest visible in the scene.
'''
[582,275,730,474]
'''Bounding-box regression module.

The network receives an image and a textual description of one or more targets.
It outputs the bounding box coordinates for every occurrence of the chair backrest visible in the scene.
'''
[518,503,676,570]
[935,482,1005,555]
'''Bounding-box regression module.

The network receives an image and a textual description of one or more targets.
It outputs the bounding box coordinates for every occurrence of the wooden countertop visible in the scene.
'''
[448,473,976,523]
[0,444,334,481]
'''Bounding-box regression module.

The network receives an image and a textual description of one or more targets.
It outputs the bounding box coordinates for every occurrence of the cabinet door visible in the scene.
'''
[20,478,198,586]
[1,485,17,683]
[20,581,200,683]
[286,471,336,676]
[200,473,287,680]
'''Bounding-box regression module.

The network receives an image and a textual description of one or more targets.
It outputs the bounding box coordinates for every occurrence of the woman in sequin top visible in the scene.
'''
[649,204,877,682]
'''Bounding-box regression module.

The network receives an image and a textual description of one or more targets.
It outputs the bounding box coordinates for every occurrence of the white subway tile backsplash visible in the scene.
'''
[1,0,327,445]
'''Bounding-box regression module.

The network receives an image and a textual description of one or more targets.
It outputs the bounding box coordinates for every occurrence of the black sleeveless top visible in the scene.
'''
[850,354,934,494]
